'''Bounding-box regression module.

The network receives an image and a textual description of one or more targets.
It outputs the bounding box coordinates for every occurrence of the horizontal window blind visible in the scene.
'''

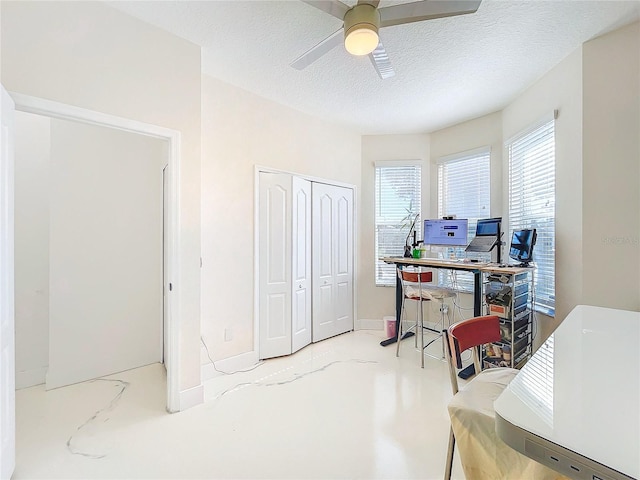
[438,151,491,221]
[437,150,491,289]
[375,164,421,286]
[511,334,554,425]
[508,120,555,314]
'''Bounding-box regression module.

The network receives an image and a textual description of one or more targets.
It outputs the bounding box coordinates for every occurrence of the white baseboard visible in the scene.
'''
[179,384,204,411]
[16,366,47,390]
[201,350,260,382]
[356,318,386,330]
[355,317,444,334]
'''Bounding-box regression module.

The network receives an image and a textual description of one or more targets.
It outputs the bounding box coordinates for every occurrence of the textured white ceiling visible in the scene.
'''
[108,0,640,134]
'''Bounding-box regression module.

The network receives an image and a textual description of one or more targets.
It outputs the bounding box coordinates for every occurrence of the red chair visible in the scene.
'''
[444,315,511,480]
[443,315,565,480]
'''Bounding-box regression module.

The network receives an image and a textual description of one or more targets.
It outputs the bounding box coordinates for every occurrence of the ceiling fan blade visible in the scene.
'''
[380,0,481,28]
[368,41,395,79]
[291,28,344,70]
[357,0,381,7]
[301,0,350,20]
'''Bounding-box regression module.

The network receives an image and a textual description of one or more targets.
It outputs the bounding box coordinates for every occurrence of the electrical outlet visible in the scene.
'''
[440,304,449,314]
[224,328,233,342]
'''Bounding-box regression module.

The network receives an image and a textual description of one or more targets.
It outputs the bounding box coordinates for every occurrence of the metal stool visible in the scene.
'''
[422,287,456,360]
[395,266,433,368]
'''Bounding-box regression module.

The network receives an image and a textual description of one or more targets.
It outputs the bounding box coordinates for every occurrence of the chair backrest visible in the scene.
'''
[444,315,501,394]
[397,268,433,284]
[397,267,433,301]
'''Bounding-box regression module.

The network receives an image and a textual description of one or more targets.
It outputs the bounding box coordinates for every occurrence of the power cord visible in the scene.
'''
[200,336,265,375]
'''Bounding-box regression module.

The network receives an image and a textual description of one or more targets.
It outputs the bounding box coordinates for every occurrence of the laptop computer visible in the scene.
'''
[465,218,500,253]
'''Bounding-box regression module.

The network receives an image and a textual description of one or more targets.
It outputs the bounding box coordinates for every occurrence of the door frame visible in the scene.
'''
[1,84,16,480]
[254,165,358,359]
[10,92,181,413]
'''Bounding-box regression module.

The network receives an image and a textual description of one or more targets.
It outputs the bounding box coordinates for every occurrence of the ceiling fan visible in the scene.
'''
[291,0,482,79]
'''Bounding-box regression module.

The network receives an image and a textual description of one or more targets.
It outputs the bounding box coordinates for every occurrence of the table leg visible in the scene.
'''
[473,270,482,316]
[380,265,415,347]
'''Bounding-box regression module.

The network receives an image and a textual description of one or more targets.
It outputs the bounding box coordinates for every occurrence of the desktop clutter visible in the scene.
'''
[404,215,537,269]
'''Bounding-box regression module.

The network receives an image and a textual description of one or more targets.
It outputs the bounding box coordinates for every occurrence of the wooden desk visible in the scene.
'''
[380,256,528,347]
[495,305,639,480]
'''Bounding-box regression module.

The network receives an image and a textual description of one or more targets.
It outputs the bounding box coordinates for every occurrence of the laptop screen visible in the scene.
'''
[475,217,501,236]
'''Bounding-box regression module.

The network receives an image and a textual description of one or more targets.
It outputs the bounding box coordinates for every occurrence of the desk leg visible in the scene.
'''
[473,270,482,316]
[380,267,414,347]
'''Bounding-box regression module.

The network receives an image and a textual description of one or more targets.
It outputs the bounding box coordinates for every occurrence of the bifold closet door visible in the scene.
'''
[258,173,311,359]
[312,183,354,342]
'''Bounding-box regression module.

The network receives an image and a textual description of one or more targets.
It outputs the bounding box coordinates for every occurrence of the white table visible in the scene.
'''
[495,305,639,480]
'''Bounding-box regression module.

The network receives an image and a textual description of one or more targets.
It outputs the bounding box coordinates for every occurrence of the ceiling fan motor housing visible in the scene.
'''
[344,4,381,55]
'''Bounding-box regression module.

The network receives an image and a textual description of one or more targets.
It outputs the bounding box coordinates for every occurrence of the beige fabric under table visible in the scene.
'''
[448,368,569,480]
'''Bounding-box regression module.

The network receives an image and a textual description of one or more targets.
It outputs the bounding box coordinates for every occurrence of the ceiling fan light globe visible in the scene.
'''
[343,4,380,56]
[345,28,379,56]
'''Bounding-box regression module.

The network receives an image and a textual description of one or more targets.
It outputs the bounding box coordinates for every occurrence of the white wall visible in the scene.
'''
[582,21,640,311]
[14,112,50,389]
[359,134,430,324]
[201,75,361,365]
[502,47,584,342]
[47,119,164,389]
[1,1,202,395]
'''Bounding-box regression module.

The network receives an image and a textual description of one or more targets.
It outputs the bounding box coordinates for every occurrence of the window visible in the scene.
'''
[508,119,555,315]
[375,162,421,286]
[437,149,491,289]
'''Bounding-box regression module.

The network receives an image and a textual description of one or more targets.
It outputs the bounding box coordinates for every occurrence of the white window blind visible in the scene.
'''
[437,150,491,289]
[375,163,421,286]
[508,119,555,314]
[511,334,554,426]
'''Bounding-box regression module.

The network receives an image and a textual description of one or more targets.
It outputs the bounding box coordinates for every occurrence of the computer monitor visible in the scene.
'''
[423,218,469,247]
[509,229,537,266]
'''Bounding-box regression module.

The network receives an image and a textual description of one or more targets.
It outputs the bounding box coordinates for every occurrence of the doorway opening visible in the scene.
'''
[11,93,181,412]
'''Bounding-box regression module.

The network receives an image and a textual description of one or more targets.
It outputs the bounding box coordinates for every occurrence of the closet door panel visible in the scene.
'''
[259,173,292,359]
[291,177,311,353]
[312,183,353,342]
[334,188,353,334]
